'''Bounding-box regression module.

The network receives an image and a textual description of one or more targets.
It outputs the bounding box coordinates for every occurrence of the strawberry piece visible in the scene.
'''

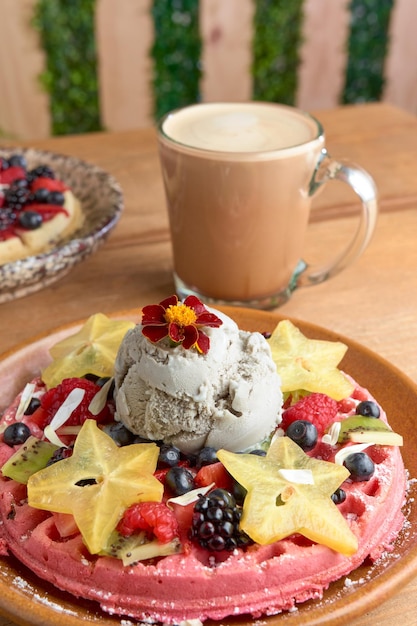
[194,461,234,491]
[0,166,26,184]
[281,393,338,435]
[117,501,179,543]
[30,176,67,193]
[52,512,79,538]
[20,203,68,222]
[38,378,112,428]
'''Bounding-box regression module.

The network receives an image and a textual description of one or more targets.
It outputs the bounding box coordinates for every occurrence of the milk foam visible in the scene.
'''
[162,103,318,152]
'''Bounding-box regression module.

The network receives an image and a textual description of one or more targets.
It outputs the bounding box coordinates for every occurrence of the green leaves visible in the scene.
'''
[343,0,394,104]
[252,0,304,105]
[151,0,201,121]
[33,0,102,135]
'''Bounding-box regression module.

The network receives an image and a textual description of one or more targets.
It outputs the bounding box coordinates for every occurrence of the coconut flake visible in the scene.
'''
[44,425,66,448]
[278,469,314,484]
[88,378,113,416]
[15,383,37,420]
[48,387,85,431]
[167,484,214,508]
[334,442,374,466]
[322,422,341,446]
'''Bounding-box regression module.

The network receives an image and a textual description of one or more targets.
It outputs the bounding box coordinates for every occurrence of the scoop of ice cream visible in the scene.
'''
[114,310,282,453]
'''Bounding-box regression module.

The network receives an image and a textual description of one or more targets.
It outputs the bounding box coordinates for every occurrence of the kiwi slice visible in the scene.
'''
[2,436,60,484]
[101,530,181,566]
[337,416,403,446]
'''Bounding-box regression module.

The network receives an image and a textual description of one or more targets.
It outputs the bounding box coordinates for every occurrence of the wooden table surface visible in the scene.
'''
[1,102,417,625]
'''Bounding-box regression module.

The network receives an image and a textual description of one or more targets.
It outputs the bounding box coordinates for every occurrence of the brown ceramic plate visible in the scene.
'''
[0,307,416,626]
[0,147,123,303]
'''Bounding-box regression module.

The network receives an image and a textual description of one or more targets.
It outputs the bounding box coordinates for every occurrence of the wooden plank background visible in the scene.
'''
[0,0,416,141]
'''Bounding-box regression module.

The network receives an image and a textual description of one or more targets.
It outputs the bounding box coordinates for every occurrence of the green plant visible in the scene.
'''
[343,0,394,103]
[252,0,304,104]
[33,0,102,135]
[151,0,201,121]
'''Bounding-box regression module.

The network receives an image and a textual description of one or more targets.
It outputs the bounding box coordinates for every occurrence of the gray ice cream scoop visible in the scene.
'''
[114,310,282,453]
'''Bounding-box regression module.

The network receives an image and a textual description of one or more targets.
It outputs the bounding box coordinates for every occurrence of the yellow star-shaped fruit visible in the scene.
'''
[217,437,358,556]
[42,313,135,389]
[27,420,163,554]
[268,320,354,400]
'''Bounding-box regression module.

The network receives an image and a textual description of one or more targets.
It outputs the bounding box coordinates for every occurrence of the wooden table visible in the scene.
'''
[1,102,417,625]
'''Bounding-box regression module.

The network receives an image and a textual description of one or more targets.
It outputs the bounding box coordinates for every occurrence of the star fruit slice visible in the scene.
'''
[27,419,163,554]
[217,436,358,556]
[42,313,135,389]
[268,320,354,400]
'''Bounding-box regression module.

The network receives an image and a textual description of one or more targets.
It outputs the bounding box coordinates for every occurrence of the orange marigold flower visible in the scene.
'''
[141,295,223,354]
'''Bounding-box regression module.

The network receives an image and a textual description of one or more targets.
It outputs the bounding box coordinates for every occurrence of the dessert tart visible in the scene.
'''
[0,297,408,624]
[0,153,83,264]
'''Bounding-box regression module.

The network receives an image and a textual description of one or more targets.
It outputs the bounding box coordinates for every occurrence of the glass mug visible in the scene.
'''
[157,102,377,309]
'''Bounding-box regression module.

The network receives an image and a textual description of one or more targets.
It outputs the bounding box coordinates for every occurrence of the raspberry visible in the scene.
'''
[281,393,338,435]
[40,377,112,426]
[118,502,179,543]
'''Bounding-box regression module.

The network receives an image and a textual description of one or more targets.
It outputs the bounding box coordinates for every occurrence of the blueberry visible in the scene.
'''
[343,452,375,482]
[47,191,65,205]
[285,420,318,451]
[18,210,42,230]
[196,446,218,469]
[355,400,380,418]
[331,487,347,504]
[3,422,31,446]
[250,449,267,456]
[158,443,181,467]
[23,397,41,415]
[165,466,195,495]
[32,188,50,203]
[103,422,135,446]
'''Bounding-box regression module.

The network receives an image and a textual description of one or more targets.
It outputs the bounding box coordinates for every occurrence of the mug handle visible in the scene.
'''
[295,148,378,287]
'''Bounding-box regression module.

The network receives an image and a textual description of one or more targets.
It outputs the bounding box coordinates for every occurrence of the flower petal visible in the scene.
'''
[195,331,210,354]
[168,323,182,343]
[160,295,179,310]
[195,312,223,327]
[142,326,169,343]
[142,304,166,325]
[182,325,199,350]
[183,295,207,316]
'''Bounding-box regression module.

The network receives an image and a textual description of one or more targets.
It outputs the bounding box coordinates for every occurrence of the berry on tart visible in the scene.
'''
[0,153,83,265]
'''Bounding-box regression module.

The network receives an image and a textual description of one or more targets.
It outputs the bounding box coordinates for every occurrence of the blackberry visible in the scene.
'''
[0,157,10,171]
[0,208,16,230]
[46,445,73,466]
[27,165,55,183]
[5,180,31,210]
[8,154,27,169]
[191,488,252,552]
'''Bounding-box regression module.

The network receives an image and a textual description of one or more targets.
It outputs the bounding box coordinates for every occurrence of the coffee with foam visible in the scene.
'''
[162,103,319,154]
[159,102,377,306]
